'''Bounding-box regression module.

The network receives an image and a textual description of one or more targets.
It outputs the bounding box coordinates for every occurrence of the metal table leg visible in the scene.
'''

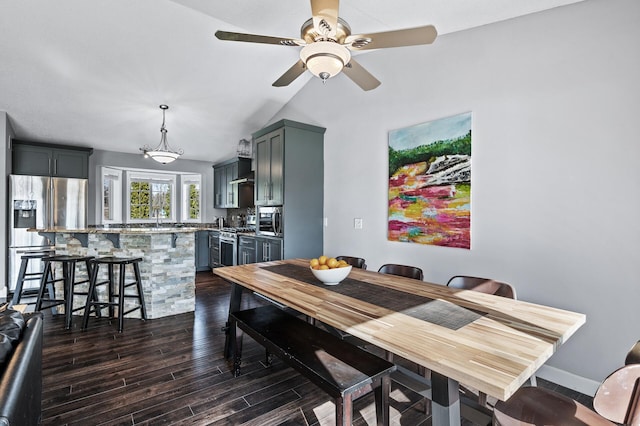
[431,371,461,426]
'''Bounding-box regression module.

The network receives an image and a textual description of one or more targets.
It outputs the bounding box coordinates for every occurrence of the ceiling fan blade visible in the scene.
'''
[215,30,304,47]
[273,60,307,87]
[310,0,339,37]
[342,58,381,91]
[345,25,437,50]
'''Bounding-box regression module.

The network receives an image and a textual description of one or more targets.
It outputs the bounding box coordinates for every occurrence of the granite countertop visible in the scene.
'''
[29,226,221,234]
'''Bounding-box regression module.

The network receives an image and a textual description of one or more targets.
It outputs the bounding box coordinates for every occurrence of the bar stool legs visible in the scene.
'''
[35,255,95,329]
[9,250,54,307]
[82,257,147,332]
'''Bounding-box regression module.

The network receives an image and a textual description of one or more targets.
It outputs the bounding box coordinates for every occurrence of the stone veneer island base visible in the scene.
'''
[41,229,199,319]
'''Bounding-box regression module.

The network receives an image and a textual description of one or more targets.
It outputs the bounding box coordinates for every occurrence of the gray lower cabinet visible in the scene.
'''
[195,231,210,272]
[256,236,283,262]
[238,235,256,265]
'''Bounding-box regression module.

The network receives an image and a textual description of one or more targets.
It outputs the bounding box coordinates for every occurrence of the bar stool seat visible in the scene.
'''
[9,249,54,307]
[82,256,147,332]
[35,254,95,329]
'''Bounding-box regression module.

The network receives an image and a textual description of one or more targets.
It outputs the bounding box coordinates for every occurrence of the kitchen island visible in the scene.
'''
[31,226,217,319]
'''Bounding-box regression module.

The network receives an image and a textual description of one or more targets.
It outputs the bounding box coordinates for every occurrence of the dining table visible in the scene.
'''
[214,259,586,426]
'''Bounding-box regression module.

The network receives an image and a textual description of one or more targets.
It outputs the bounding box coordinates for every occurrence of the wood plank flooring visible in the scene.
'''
[40,271,591,425]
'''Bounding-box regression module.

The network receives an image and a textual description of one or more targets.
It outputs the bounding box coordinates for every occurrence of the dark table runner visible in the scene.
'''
[262,264,485,330]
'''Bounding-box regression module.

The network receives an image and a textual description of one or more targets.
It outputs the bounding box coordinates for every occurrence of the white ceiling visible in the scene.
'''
[0,0,585,164]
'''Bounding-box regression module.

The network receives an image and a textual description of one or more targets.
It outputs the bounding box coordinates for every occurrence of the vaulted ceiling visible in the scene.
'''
[0,0,585,163]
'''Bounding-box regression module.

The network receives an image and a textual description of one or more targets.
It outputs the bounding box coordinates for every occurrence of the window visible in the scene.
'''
[98,167,201,224]
[100,167,122,224]
[126,172,176,223]
[181,174,201,223]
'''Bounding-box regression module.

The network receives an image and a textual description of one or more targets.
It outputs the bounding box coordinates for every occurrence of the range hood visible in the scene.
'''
[229,171,254,185]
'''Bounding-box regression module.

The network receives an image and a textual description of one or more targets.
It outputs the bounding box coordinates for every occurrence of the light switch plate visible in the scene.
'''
[354,218,363,229]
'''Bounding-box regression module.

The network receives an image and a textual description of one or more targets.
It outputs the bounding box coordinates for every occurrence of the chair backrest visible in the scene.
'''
[593,363,640,425]
[378,264,423,281]
[446,275,516,299]
[336,256,367,270]
[626,341,640,365]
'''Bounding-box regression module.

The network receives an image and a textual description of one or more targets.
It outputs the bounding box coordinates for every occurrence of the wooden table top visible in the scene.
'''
[214,259,586,401]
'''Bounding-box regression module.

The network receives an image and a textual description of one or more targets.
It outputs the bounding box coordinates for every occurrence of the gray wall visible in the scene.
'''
[89,149,223,225]
[271,0,640,394]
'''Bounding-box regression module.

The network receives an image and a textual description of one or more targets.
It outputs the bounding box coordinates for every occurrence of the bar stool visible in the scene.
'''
[82,257,147,332]
[35,254,95,329]
[9,249,54,307]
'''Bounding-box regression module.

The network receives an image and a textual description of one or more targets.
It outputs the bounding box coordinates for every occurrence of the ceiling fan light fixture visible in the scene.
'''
[139,105,184,164]
[300,41,351,82]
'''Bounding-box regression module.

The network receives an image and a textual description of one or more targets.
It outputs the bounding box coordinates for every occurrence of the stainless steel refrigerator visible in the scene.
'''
[7,174,88,293]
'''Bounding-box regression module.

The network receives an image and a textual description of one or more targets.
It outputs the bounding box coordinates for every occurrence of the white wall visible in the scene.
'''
[271,0,640,392]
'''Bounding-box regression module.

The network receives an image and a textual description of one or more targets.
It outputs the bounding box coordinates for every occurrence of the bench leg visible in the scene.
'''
[232,318,244,377]
[264,349,273,367]
[335,395,353,426]
[374,375,391,426]
[224,283,244,360]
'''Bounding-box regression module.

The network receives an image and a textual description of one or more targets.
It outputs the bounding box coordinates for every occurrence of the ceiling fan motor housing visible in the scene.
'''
[300,41,351,80]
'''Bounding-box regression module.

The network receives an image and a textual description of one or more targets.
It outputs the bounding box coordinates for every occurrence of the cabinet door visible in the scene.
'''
[213,167,224,208]
[226,162,238,208]
[195,231,210,271]
[255,135,270,205]
[256,238,283,262]
[239,236,256,264]
[255,129,284,206]
[12,144,52,176]
[268,130,284,205]
[52,148,89,178]
[268,239,283,261]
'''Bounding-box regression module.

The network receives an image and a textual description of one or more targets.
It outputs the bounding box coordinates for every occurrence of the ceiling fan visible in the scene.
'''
[215,0,437,91]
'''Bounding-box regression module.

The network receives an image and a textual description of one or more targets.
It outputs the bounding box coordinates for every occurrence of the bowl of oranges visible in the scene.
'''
[309,256,352,285]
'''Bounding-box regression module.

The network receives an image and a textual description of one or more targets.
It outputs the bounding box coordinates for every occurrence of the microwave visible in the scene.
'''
[257,206,283,237]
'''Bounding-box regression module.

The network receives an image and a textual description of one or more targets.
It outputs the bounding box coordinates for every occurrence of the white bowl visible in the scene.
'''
[310,265,352,285]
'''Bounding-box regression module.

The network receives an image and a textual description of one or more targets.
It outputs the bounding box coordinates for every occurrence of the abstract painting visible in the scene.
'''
[388,112,471,249]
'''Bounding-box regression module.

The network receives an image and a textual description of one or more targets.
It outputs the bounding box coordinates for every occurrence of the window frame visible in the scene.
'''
[180,174,202,223]
[99,166,123,224]
[125,171,177,224]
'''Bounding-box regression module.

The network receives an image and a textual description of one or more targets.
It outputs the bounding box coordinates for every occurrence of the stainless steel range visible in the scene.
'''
[218,227,255,266]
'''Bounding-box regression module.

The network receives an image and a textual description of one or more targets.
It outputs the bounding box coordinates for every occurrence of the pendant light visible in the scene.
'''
[140,105,183,164]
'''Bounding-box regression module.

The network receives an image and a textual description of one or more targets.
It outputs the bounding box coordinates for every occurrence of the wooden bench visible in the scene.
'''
[230,305,396,426]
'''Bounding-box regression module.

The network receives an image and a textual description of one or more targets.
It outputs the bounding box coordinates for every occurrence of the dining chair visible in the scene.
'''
[446,275,516,299]
[626,340,640,365]
[493,363,640,425]
[377,264,424,281]
[336,256,367,270]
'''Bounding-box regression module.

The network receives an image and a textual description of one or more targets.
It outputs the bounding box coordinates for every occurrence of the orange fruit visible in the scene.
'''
[318,255,328,265]
[337,260,348,267]
[310,258,319,268]
[319,264,329,270]
[327,258,339,269]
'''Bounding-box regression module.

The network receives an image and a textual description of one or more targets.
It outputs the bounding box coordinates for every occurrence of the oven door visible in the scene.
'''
[219,237,237,266]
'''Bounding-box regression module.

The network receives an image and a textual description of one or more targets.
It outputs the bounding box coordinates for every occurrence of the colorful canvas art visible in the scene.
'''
[388,112,471,249]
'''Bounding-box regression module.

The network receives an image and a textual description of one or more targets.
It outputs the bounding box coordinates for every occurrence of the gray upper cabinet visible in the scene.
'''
[12,140,92,178]
[252,119,325,260]
[255,128,283,206]
[213,158,252,209]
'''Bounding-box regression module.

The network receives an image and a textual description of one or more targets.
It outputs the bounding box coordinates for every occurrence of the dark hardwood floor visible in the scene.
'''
[40,271,592,425]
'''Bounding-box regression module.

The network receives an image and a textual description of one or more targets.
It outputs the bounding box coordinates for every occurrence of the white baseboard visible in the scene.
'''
[536,365,600,397]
